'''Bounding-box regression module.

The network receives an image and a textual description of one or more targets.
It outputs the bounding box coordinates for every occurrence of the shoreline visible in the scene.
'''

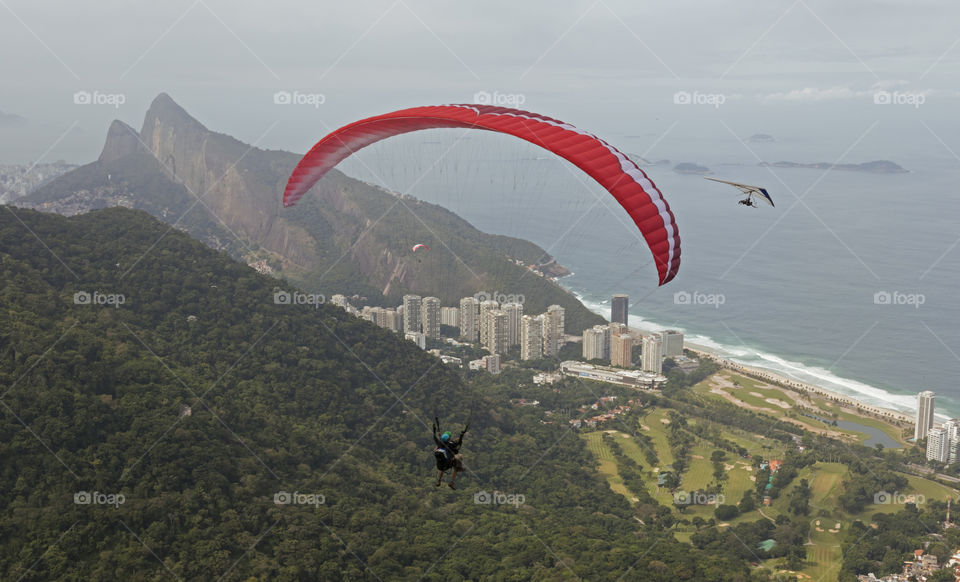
[617,321,915,430]
[570,289,920,433]
[686,345,913,426]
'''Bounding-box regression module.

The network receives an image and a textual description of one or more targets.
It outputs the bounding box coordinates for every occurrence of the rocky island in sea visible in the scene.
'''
[673,162,711,175]
[759,159,908,173]
[745,133,775,143]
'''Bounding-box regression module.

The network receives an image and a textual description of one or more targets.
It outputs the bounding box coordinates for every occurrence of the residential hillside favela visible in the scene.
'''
[0,161,76,203]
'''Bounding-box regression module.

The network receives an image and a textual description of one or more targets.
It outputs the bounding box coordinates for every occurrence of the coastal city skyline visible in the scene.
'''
[339,287,953,448]
[332,291,680,378]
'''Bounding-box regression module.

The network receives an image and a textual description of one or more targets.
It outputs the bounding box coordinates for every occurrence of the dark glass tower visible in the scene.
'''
[611,294,629,325]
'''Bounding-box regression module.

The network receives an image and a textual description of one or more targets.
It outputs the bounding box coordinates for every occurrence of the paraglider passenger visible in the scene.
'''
[433,420,468,489]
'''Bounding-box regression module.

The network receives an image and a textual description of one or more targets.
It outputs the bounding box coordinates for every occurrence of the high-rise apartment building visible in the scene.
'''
[611,332,633,368]
[916,391,936,441]
[479,300,500,347]
[502,302,523,347]
[368,307,401,332]
[482,310,508,355]
[945,419,960,463]
[927,426,949,463]
[484,353,501,374]
[459,297,479,342]
[440,307,459,328]
[521,314,544,360]
[544,305,565,357]
[402,295,422,335]
[660,330,684,357]
[582,325,610,361]
[421,296,441,339]
[641,335,663,374]
[611,294,629,326]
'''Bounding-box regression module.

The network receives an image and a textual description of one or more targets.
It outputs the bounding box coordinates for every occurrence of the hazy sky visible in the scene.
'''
[1,0,958,163]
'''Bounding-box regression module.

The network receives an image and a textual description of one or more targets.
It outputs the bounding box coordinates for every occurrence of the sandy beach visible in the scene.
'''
[623,324,915,427]
[687,345,913,425]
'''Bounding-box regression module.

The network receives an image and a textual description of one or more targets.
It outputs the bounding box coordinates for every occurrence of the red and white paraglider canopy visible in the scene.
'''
[283,104,681,285]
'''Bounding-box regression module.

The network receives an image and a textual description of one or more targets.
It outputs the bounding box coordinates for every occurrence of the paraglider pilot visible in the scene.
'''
[433,418,468,489]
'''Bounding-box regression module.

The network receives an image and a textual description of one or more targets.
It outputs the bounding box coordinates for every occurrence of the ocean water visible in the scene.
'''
[339,128,960,420]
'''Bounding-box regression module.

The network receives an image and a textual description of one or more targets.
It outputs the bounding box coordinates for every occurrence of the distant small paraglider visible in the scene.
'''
[705,177,774,208]
[412,243,430,264]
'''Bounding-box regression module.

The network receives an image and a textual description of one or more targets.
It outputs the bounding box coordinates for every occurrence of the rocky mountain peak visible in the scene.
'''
[141,93,207,136]
[98,120,144,163]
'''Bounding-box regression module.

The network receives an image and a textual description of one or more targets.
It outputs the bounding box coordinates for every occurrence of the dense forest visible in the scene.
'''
[1,206,765,580]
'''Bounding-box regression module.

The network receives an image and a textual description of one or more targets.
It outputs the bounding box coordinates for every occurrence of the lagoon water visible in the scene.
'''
[340,124,960,420]
[833,420,901,449]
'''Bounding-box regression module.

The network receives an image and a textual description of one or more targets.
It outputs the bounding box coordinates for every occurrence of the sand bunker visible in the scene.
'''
[708,373,844,437]
[710,375,738,390]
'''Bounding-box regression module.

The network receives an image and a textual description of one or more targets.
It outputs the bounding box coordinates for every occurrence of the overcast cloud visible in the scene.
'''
[0,0,958,162]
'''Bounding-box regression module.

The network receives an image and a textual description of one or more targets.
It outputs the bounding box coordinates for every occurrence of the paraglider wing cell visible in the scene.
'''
[284,104,681,285]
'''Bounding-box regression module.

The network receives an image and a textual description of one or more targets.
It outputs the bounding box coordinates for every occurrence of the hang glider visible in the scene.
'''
[705,177,774,208]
